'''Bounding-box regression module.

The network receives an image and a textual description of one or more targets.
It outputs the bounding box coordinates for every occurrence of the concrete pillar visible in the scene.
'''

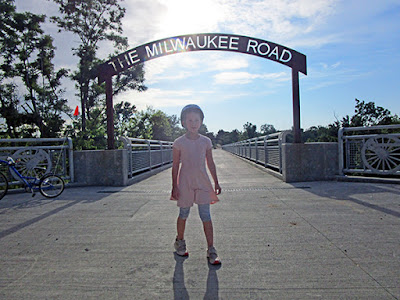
[281,143,339,182]
[73,149,128,186]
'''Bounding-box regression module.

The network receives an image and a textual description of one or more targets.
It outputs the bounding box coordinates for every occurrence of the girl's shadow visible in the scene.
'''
[204,263,221,300]
[173,253,221,300]
[173,253,190,300]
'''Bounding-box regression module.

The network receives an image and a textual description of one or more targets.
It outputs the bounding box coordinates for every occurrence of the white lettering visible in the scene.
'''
[208,36,218,48]
[145,44,159,57]
[247,39,258,53]
[257,43,270,55]
[229,37,240,50]
[186,37,196,49]
[218,36,228,49]
[163,41,174,53]
[117,54,131,69]
[268,46,279,60]
[128,50,140,64]
[158,42,163,54]
[170,38,186,51]
[109,61,118,72]
[197,36,207,48]
[279,49,292,62]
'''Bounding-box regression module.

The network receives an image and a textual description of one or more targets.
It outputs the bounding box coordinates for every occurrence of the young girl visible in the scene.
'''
[170,104,222,265]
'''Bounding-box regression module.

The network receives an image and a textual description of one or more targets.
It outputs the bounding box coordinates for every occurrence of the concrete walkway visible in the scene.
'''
[0,150,399,299]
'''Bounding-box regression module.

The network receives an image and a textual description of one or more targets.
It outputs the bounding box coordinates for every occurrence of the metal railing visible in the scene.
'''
[338,125,400,176]
[120,137,174,177]
[0,137,74,185]
[222,131,290,173]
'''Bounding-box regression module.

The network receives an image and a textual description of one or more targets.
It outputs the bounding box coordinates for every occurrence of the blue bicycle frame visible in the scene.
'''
[0,158,41,192]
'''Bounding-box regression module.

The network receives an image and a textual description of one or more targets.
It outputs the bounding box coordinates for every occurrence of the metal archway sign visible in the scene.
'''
[97,33,307,149]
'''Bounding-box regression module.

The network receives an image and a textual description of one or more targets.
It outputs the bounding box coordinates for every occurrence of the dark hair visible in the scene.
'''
[180,104,204,127]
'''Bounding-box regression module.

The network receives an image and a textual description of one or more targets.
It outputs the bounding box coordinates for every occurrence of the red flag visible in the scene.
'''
[73,106,79,116]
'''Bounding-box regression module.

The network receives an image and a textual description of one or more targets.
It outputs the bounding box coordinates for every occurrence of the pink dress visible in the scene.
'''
[170,134,219,208]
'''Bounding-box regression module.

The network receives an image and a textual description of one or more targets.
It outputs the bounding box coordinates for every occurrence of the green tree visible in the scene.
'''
[302,122,340,142]
[114,101,136,136]
[148,108,172,140]
[243,122,257,139]
[51,0,147,135]
[215,130,229,145]
[0,0,69,137]
[0,0,17,62]
[229,129,240,143]
[355,98,392,126]
[302,99,399,142]
[169,114,185,141]
[67,107,107,150]
[342,99,393,127]
[0,83,24,137]
[260,124,277,135]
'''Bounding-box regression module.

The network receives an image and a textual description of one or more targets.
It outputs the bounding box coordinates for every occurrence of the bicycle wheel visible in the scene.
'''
[39,174,65,198]
[0,172,8,200]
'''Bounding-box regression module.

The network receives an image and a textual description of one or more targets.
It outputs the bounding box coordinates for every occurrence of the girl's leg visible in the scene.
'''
[177,207,190,240]
[177,217,186,240]
[199,204,221,264]
[198,204,213,247]
[203,220,214,247]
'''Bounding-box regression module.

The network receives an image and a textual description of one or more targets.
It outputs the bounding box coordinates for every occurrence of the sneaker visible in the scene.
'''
[207,246,221,265]
[174,238,189,256]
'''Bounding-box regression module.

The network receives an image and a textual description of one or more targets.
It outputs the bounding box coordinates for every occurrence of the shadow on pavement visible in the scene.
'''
[173,253,221,300]
[0,186,125,240]
[173,253,189,300]
[291,181,400,219]
[204,263,221,300]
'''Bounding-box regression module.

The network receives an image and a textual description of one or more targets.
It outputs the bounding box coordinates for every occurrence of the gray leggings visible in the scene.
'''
[179,204,211,222]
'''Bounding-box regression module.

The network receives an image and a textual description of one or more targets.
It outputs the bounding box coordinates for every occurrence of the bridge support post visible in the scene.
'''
[105,76,115,150]
[292,69,301,143]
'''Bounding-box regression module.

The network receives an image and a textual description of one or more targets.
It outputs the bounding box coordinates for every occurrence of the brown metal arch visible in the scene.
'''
[96,33,307,149]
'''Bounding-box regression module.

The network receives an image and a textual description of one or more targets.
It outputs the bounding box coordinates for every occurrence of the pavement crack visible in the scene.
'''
[5,255,40,288]
[129,199,151,218]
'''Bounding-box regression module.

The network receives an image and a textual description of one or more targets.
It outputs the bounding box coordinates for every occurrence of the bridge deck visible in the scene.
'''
[0,149,399,299]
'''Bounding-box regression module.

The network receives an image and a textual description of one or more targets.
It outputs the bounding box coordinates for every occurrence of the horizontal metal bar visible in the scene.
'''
[0,145,70,151]
[343,133,400,140]
[0,138,70,143]
[342,124,400,133]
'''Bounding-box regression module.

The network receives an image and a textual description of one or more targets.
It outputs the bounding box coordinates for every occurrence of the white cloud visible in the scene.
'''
[154,0,225,37]
[114,88,202,111]
[122,0,339,49]
[123,0,225,44]
[140,51,250,84]
[320,62,341,70]
[156,71,195,81]
[122,0,168,45]
[142,56,188,84]
[207,56,249,71]
[217,0,337,43]
[214,71,289,85]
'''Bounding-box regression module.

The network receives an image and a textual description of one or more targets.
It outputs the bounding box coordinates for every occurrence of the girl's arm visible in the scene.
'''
[206,148,221,195]
[171,147,181,200]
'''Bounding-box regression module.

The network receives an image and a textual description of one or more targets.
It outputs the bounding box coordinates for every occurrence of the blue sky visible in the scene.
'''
[15,0,400,133]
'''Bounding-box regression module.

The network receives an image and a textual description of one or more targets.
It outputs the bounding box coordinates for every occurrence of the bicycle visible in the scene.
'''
[0,157,65,200]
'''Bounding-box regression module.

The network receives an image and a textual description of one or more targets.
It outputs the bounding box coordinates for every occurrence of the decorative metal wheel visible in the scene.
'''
[361,135,400,174]
[11,148,52,180]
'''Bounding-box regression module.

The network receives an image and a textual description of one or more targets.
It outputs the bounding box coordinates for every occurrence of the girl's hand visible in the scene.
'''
[171,186,180,200]
[214,183,222,195]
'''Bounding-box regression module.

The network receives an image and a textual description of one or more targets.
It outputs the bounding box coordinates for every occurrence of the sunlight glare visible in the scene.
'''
[157,0,224,36]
